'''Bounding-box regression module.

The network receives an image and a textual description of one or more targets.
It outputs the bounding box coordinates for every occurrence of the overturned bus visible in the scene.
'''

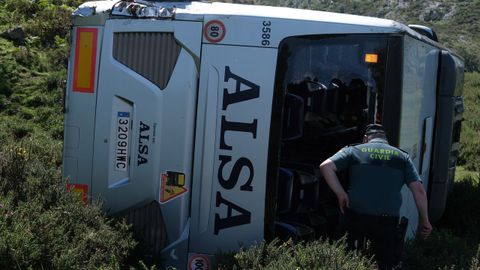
[63,1,464,268]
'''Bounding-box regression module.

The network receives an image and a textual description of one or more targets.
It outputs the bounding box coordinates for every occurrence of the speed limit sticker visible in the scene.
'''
[204,20,226,43]
[188,254,211,270]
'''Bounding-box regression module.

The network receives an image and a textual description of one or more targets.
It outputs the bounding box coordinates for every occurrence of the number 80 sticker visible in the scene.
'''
[188,254,210,270]
[204,20,226,43]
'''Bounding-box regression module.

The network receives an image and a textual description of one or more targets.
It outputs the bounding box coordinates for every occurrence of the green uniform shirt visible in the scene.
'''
[329,138,421,216]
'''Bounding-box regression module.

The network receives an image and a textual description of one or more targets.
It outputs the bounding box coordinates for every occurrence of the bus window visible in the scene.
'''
[271,34,390,240]
[276,34,389,164]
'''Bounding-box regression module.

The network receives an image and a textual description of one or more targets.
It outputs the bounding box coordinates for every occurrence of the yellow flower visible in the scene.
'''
[15,147,28,160]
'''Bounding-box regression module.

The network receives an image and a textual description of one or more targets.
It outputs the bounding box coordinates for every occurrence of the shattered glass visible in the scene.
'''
[112,1,176,18]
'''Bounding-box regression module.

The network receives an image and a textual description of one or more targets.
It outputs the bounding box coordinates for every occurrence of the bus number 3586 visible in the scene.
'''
[261,20,271,46]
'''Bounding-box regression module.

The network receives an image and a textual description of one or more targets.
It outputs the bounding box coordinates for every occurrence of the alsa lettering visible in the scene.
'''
[214,66,260,235]
[138,121,150,166]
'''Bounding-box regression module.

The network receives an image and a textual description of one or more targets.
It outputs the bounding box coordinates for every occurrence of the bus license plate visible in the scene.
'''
[115,111,130,172]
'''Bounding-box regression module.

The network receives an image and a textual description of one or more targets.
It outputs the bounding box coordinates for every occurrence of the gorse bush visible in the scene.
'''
[404,229,474,270]
[437,175,480,242]
[403,173,480,270]
[0,139,136,269]
[229,238,374,270]
[404,231,480,270]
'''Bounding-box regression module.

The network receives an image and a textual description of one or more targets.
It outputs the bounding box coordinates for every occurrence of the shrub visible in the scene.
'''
[437,175,480,243]
[404,229,474,270]
[404,174,480,270]
[471,246,480,270]
[0,139,136,269]
[230,238,374,270]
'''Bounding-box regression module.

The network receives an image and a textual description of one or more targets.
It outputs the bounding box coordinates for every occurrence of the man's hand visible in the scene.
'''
[337,192,350,214]
[320,159,350,214]
[408,181,432,238]
[418,220,432,238]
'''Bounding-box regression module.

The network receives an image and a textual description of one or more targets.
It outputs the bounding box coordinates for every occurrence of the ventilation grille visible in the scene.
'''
[125,201,168,256]
[113,32,181,90]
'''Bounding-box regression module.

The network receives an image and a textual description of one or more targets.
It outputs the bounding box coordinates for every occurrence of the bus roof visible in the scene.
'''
[74,0,429,42]
[187,2,401,28]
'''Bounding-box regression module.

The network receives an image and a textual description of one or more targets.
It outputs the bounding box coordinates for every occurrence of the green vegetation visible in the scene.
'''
[459,72,480,171]
[403,174,480,270]
[0,140,136,269]
[0,0,479,269]
[229,238,375,269]
[0,0,138,268]
[0,0,74,143]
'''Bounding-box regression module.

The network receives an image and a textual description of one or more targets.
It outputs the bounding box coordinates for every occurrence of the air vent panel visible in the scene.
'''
[113,32,181,90]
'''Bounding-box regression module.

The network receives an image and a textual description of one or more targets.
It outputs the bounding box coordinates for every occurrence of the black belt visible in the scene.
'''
[346,209,399,225]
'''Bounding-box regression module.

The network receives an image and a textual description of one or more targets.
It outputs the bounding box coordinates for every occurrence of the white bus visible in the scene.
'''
[63,1,464,268]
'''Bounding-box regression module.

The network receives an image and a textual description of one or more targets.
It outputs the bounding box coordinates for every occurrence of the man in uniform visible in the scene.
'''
[319,124,432,269]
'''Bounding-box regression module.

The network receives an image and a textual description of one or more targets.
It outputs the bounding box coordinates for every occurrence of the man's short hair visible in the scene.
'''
[365,124,386,136]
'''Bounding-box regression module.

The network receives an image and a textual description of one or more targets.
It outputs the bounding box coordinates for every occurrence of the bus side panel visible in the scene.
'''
[63,26,103,200]
[190,43,277,254]
[398,36,439,238]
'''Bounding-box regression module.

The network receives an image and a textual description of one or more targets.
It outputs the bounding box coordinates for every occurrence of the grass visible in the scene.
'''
[403,169,480,270]
[455,166,480,182]
[458,72,480,171]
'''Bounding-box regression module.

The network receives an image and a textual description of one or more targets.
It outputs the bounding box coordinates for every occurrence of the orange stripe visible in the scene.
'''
[73,28,98,93]
[66,183,89,205]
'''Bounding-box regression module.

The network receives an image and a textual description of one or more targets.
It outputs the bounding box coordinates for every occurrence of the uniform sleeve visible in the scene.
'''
[329,147,351,171]
[404,157,422,185]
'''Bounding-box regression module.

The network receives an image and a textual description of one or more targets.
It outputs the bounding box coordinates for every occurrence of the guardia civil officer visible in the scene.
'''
[319,124,432,270]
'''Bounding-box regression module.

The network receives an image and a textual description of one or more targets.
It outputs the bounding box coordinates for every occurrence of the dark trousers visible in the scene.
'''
[341,210,408,270]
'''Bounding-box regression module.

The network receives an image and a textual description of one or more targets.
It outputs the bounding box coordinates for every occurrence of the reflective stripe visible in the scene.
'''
[66,183,88,205]
[73,28,98,93]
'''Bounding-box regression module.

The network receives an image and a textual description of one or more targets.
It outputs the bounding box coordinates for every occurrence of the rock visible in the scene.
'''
[0,27,27,45]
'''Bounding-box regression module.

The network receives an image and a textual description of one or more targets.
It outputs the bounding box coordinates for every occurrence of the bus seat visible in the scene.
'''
[277,168,295,214]
[277,166,319,215]
[282,93,304,141]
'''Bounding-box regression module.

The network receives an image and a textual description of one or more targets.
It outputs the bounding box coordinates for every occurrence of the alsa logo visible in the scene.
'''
[138,121,150,166]
[214,66,259,235]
